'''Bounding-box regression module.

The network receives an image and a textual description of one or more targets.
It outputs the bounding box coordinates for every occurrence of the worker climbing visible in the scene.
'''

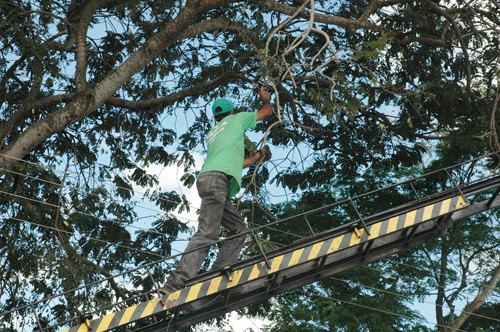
[159,87,273,304]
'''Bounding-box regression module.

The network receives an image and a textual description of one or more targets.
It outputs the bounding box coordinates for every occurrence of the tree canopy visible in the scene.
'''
[0,0,499,331]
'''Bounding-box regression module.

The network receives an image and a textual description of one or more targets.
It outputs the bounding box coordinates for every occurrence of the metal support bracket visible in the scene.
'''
[402,224,419,241]
[267,273,284,292]
[349,199,371,236]
[363,239,375,258]
[317,256,327,273]
[251,230,271,268]
[487,187,500,208]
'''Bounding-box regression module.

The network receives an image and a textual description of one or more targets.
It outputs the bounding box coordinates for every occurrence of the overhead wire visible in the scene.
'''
[0,165,199,225]
[324,275,500,324]
[0,188,192,242]
[0,171,199,255]
[293,289,472,332]
[1,141,499,330]
[0,165,314,265]
[2,153,496,272]
[0,152,202,210]
[359,261,500,313]
[8,216,171,259]
[381,256,500,293]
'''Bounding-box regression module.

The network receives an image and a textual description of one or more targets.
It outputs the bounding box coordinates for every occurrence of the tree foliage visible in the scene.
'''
[0,0,499,331]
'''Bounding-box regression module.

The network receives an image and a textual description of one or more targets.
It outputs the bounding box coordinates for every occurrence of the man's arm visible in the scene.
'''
[247,88,272,167]
[243,151,264,168]
[243,146,271,168]
[256,87,272,121]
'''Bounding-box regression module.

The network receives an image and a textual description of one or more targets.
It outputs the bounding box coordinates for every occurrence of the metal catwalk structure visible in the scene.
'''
[2,154,500,332]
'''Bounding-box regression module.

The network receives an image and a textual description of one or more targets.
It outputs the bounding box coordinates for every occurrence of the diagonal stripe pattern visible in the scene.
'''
[61,195,467,332]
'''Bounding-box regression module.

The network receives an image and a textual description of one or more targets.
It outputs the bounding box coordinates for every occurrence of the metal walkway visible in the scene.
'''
[58,154,500,332]
[2,154,499,332]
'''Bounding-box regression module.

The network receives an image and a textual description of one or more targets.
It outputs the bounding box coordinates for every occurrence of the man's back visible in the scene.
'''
[200,112,256,197]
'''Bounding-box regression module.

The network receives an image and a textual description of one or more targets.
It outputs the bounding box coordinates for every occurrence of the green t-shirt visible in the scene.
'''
[199,112,257,197]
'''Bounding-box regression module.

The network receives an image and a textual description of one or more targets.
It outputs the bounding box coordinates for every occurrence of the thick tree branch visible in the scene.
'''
[106,68,241,111]
[0,0,243,170]
[75,0,104,91]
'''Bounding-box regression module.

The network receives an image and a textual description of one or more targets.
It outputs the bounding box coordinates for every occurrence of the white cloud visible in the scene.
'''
[226,312,272,331]
[193,311,272,331]
[140,152,205,227]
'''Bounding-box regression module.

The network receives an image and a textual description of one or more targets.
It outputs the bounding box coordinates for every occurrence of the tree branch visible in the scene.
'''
[106,65,243,111]
[263,0,448,47]
[0,59,44,147]
[0,0,244,170]
[178,18,250,40]
[448,262,500,331]
[74,0,104,91]
[359,0,379,21]
[490,83,500,151]
[422,0,472,93]
[435,243,450,331]
[0,55,26,98]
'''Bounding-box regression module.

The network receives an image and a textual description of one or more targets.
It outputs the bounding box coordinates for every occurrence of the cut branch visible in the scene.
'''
[263,0,448,47]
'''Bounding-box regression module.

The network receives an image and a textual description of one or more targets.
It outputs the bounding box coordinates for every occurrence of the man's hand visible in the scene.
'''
[256,87,272,121]
[259,87,271,103]
[259,145,272,162]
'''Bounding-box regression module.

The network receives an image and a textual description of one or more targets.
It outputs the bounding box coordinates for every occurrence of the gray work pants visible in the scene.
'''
[164,171,247,291]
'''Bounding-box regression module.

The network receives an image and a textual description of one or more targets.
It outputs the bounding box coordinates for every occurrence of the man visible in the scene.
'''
[160,87,272,299]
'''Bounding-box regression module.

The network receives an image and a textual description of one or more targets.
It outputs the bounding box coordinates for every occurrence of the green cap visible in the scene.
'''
[212,98,234,116]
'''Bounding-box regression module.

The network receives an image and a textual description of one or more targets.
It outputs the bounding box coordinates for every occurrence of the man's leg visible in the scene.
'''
[162,172,229,292]
[211,199,247,271]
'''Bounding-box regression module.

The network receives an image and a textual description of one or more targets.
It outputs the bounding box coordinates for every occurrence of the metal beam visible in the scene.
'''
[140,194,500,331]
[57,174,500,332]
[60,194,470,332]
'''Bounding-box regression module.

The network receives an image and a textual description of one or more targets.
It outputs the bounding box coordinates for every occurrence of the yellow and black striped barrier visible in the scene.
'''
[61,195,467,332]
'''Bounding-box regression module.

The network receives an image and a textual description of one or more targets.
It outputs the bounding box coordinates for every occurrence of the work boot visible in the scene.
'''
[159,284,175,296]
[159,285,180,309]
